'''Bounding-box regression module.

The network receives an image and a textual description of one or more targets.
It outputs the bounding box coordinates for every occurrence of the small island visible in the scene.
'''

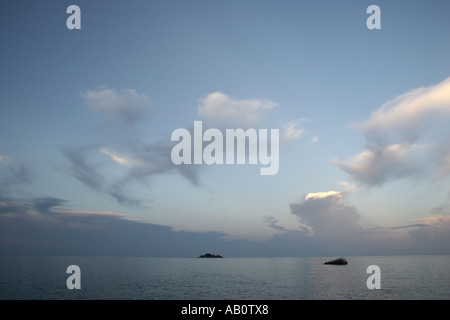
[323,257,348,265]
[198,253,223,258]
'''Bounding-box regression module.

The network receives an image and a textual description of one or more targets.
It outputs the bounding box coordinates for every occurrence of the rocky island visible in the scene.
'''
[323,257,348,265]
[198,253,223,258]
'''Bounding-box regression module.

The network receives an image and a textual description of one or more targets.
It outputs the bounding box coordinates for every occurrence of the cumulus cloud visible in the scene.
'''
[82,87,151,127]
[198,91,278,129]
[285,188,450,255]
[336,77,450,187]
[289,190,365,240]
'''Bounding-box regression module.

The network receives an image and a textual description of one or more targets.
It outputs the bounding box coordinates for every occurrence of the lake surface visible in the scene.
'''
[1,255,449,300]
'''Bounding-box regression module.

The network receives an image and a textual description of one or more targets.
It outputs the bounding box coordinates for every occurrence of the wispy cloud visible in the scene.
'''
[64,141,202,207]
[66,88,316,207]
[280,118,309,143]
[0,154,33,194]
[63,147,105,192]
[61,87,205,207]
[100,147,144,167]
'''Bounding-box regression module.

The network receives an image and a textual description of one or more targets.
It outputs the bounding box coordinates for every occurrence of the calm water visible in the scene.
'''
[1,255,449,300]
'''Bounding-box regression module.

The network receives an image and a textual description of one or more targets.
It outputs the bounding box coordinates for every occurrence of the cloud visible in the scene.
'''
[63,145,144,206]
[338,181,357,194]
[69,87,311,207]
[0,196,244,257]
[280,118,309,143]
[2,194,450,257]
[198,91,278,128]
[409,215,450,252]
[100,147,144,167]
[334,143,429,186]
[0,154,34,194]
[198,92,312,145]
[264,216,290,233]
[358,77,450,145]
[431,204,450,215]
[336,77,450,187]
[286,189,450,255]
[62,86,205,207]
[82,87,151,127]
[289,190,365,240]
[63,140,202,207]
[63,147,105,192]
[33,197,67,216]
[414,214,450,226]
[0,201,29,215]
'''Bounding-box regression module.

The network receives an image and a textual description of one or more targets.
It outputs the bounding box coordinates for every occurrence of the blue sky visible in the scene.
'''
[1,0,450,256]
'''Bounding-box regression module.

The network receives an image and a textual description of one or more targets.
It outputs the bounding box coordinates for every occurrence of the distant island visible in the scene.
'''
[198,253,223,258]
[323,257,348,265]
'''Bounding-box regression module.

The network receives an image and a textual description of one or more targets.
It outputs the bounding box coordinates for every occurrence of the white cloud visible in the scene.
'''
[197,92,315,145]
[100,147,143,167]
[82,87,151,126]
[304,190,341,201]
[337,77,450,186]
[198,91,278,128]
[280,118,309,143]
[338,181,357,193]
[358,77,450,145]
[334,143,429,186]
[290,190,364,239]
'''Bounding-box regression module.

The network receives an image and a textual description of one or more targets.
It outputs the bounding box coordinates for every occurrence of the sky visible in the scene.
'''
[1,0,450,257]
